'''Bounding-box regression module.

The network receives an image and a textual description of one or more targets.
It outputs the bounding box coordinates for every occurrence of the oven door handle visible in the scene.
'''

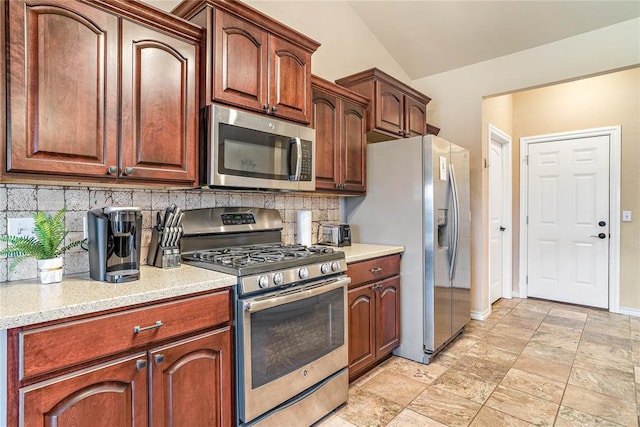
[243,276,350,313]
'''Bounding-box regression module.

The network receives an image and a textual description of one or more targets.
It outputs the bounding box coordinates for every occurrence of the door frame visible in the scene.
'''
[519,126,621,312]
[488,124,513,302]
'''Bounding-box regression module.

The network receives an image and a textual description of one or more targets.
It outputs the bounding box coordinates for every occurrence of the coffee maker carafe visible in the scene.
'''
[88,207,142,283]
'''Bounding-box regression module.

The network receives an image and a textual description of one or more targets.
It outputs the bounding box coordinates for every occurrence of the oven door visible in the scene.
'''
[237,276,349,424]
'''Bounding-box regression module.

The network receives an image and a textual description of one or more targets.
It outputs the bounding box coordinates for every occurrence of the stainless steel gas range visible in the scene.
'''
[180,207,350,426]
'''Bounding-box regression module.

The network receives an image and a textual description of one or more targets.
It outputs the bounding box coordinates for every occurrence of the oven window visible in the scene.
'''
[219,123,291,180]
[250,287,344,388]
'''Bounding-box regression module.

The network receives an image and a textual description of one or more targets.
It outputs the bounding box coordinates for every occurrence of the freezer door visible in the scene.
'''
[425,136,453,354]
[450,144,471,335]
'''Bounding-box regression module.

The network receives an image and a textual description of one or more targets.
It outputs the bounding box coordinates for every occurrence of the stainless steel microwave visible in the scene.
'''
[201,105,315,191]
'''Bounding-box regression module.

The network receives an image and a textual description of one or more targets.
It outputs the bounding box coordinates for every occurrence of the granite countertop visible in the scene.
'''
[0,265,237,330]
[0,243,403,330]
[339,243,404,263]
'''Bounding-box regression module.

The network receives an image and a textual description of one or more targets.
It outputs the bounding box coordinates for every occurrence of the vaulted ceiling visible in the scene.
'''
[148,0,640,80]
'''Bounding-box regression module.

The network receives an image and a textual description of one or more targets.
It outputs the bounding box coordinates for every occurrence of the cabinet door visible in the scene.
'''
[376,276,401,356]
[374,81,404,137]
[121,21,197,184]
[6,0,118,177]
[213,9,268,113]
[404,96,427,137]
[150,328,233,427]
[347,285,376,380]
[341,100,366,193]
[21,353,148,426]
[269,36,312,124]
[312,89,340,191]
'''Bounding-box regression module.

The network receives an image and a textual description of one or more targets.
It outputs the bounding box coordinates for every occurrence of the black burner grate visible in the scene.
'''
[191,244,335,268]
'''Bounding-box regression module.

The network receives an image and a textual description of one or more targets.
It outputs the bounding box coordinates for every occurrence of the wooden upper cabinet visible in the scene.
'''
[4,0,201,185]
[312,75,368,194]
[269,36,312,123]
[375,81,405,136]
[341,100,366,192]
[120,20,197,184]
[336,68,431,142]
[173,0,319,124]
[6,0,119,178]
[213,8,268,112]
[404,96,428,137]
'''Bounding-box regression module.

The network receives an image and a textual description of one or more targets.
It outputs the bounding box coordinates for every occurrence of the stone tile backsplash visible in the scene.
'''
[0,184,340,282]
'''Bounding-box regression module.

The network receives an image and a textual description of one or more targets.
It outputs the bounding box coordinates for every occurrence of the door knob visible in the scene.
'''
[499,226,506,231]
[590,233,607,239]
[598,221,606,227]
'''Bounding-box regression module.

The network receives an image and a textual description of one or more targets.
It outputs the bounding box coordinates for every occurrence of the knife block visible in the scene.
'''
[148,227,181,268]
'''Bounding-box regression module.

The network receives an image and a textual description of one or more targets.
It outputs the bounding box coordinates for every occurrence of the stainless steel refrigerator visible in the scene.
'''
[346,134,470,364]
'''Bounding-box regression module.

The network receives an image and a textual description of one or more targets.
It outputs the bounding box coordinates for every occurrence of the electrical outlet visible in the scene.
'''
[8,218,36,238]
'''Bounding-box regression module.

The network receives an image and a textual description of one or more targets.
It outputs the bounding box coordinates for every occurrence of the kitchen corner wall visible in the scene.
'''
[0,184,340,283]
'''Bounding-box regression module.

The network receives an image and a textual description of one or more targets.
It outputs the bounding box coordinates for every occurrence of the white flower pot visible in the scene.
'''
[38,257,64,284]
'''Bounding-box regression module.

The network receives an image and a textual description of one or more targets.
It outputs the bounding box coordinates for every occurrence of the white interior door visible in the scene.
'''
[489,140,505,303]
[527,135,610,308]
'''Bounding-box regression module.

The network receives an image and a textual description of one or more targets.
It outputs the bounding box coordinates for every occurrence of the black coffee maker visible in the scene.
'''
[88,207,142,283]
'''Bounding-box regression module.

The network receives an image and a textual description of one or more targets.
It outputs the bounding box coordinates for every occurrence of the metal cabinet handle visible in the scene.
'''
[370,267,383,274]
[154,354,165,365]
[133,320,163,333]
[136,359,147,370]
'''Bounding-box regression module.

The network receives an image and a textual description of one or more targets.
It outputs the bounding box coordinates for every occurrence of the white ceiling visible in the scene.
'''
[148,0,640,80]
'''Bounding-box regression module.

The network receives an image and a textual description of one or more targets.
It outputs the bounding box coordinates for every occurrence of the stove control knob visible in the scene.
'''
[258,275,270,288]
[331,262,341,272]
[298,267,309,280]
[320,263,330,274]
[273,272,284,286]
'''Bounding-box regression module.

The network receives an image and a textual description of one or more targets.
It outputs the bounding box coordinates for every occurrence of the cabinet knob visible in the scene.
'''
[136,359,147,370]
[123,167,134,176]
[154,354,165,365]
[263,104,270,111]
[107,166,118,175]
[397,130,404,135]
[271,105,278,112]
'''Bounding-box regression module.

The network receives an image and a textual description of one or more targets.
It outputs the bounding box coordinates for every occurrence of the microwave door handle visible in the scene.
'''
[289,137,302,181]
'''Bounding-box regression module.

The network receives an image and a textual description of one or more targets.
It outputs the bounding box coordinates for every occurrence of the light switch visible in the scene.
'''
[622,211,632,222]
[8,218,36,238]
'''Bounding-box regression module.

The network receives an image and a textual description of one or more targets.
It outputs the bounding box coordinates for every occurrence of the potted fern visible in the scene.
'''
[0,208,85,284]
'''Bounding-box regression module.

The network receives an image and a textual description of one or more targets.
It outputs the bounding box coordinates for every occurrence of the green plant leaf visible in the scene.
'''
[0,207,84,271]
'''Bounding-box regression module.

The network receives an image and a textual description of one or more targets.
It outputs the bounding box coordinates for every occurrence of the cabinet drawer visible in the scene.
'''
[347,254,400,288]
[19,290,231,381]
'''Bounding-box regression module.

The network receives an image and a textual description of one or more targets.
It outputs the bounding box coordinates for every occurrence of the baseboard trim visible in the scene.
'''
[618,307,640,318]
[470,307,492,321]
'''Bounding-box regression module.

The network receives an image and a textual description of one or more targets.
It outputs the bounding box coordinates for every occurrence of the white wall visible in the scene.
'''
[412,18,640,314]
[244,0,411,83]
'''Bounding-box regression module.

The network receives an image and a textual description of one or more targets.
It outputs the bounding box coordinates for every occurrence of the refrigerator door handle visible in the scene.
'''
[449,163,460,280]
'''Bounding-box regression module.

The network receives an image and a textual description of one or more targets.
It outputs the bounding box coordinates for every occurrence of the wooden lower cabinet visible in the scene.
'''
[347,255,401,381]
[21,353,149,426]
[10,290,234,427]
[150,328,232,427]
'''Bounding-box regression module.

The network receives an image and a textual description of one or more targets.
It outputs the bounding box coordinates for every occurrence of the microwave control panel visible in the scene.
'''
[300,140,312,181]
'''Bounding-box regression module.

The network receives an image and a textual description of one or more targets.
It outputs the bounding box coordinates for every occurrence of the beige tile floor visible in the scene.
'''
[317,298,640,427]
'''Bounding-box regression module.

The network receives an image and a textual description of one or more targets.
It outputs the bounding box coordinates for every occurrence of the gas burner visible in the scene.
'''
[191,244,335,268]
